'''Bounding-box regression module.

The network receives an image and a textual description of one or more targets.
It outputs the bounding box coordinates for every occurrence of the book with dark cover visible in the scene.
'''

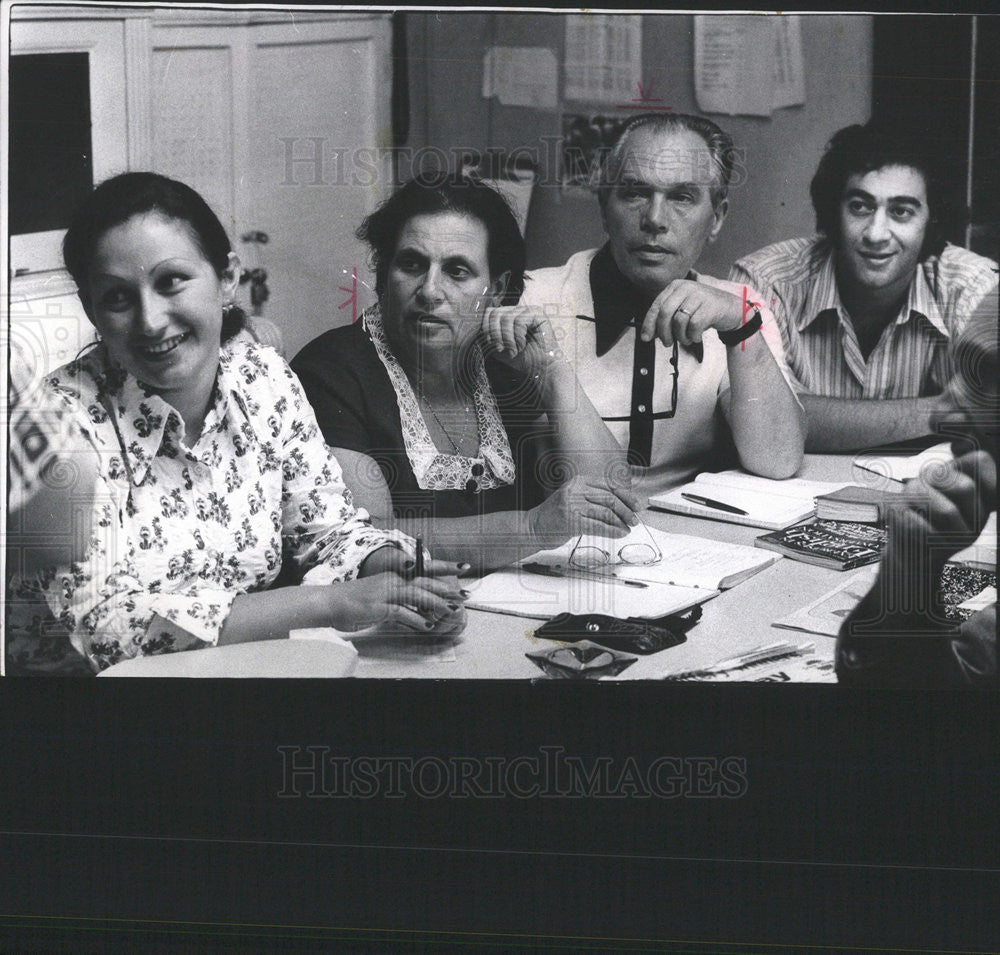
[814,485,903,523]
[754,520,887,571]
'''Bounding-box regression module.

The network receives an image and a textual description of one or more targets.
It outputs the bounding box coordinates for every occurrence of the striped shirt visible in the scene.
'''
[730,237,998,399]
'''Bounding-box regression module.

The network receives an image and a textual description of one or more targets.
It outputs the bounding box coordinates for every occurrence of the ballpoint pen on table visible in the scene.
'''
[521,563,648,589]
[680,492,749,516]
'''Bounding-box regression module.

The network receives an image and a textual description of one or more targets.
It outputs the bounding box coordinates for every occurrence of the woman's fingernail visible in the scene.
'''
[425,619,436,629]
[447,603,460,611]
[458,562,471,571]
[403,560,415,570]
[460,589,472,597]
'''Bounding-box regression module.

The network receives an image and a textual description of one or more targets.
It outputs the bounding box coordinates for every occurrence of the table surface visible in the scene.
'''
[101,455,882,679]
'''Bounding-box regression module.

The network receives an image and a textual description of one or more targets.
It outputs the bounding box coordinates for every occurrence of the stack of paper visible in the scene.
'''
[531,523,781,589]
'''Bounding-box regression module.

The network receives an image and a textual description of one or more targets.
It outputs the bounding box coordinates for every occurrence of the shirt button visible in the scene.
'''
[637,404,647,413]
[639,367,649,376]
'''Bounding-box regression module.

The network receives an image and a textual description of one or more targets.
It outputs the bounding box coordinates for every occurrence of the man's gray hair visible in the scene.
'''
[597,113,736,210]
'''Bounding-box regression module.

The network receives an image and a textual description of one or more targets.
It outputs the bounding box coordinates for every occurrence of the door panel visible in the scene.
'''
[150,15,391,358]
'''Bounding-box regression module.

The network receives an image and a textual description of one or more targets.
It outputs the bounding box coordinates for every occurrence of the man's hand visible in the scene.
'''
[480,305,564,379]
[639,279,745,347]
[884,450,997,597]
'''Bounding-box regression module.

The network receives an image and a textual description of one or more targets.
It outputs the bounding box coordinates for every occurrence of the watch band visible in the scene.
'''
[718,308,763,347]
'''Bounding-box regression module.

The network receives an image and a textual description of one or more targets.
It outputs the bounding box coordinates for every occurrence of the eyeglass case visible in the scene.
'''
[532,605,702,656]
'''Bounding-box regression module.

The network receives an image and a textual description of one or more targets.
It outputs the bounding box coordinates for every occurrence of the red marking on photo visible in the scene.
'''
[617,79,672,111]
[741,286,761,351]
[338,267,358,323]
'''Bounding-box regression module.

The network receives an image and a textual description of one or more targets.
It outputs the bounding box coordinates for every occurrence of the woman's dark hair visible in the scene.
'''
[356,172,526,304]
[62,171,246,341]
[810,122,968,259]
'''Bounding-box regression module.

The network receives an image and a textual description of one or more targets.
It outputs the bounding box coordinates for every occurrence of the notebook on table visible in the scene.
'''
[465,523,780,619]
[528,523,781,589]
[648,471,850,530]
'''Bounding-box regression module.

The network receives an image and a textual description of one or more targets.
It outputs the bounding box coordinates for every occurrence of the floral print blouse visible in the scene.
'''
[5,338,409,675]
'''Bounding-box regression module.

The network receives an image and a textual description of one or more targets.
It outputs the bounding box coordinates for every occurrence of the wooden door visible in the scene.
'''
[150,13,392,358]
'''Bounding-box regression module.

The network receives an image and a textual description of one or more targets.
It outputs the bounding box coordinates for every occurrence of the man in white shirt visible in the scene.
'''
[520,113,804,494]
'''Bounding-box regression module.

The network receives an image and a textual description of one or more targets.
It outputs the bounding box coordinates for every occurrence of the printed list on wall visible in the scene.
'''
[564,15,642,104]
[694,15,806,117]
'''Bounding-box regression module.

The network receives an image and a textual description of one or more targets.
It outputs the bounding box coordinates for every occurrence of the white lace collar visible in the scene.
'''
[363,305,515,492]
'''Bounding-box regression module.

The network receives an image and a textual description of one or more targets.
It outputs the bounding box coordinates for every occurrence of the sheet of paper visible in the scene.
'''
[483,46,557,108]
[465,567,712,620]
[958,586,997,614]
[772,567,879,637]
[854,442,955,483]
[772,15,806,108]
[694,15,775,117]
[691,471,850,502]
[564,15,641,104]
[950,512,997,570]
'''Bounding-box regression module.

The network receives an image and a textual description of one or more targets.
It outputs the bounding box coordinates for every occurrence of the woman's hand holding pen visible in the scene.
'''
[528,476,641,550]
[330,544,469,634]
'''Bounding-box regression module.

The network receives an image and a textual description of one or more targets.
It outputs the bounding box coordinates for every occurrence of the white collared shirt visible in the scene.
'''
[521,248,796,494]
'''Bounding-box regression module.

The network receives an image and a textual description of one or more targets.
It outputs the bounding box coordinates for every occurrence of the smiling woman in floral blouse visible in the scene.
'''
[6,172,466,675]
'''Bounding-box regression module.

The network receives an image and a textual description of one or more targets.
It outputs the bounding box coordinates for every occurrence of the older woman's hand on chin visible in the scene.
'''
[527,476,641,550]
[480,305,566,382]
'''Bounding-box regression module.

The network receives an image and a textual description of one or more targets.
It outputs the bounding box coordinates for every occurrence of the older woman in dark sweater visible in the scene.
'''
[293,174,639,570]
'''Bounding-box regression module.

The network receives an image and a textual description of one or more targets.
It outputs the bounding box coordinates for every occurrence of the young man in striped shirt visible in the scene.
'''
[731,122,997,453]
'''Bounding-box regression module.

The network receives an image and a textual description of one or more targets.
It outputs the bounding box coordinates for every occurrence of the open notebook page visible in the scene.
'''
[464,569,712,620]
[525,524,779,589]
[650,471,849,529]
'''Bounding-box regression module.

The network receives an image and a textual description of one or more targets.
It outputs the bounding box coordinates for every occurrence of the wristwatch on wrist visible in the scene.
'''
[718,308,763,347]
